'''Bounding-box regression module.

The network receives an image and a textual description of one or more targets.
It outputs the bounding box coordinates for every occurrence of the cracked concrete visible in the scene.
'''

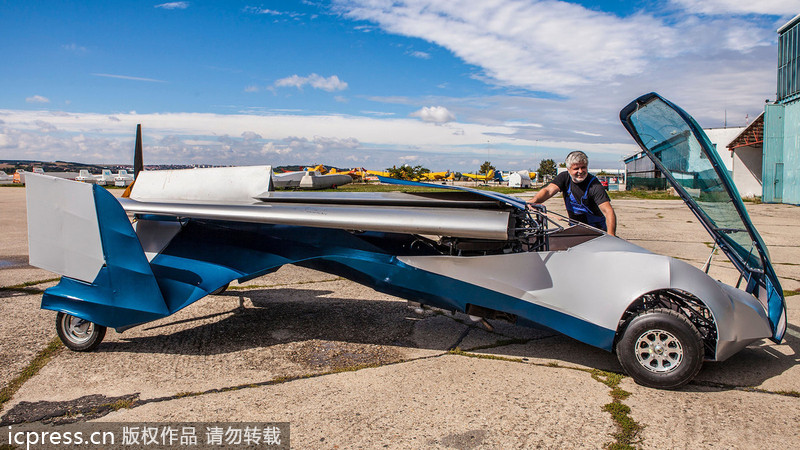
[2,187,800,448]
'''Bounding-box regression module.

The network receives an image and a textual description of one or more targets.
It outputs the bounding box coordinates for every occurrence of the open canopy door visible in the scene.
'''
[620,92,786,341]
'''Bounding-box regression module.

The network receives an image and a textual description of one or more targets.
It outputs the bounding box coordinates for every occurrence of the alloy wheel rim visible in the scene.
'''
[634,329,683,373]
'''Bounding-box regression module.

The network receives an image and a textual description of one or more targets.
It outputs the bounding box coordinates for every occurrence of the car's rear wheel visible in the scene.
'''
[56,312,106,352]
[616,308,703,389]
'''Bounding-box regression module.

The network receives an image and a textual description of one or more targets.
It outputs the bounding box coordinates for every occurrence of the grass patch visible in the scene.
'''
[0,277,62,293]
[448,348,524,363]
[609,190,676,200]
[775,390,800,397]
[785,290,800,297]
[173,391,203,399]
[0,338,63,411]
[591,370,643,450]
[107,397,137,411]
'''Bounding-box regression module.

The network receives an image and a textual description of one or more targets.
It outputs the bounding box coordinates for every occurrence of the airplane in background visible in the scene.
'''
[507,170,532,188]
[461,169,496,183]
[420,170,453,181]
[365,169,392,178]
[305,164,327,174]
[95,170,116,186]
[76,170,97,183]
[114,170,134,187]
[272,168,353,189]
[365,168,453,182]
[0,171,12,182]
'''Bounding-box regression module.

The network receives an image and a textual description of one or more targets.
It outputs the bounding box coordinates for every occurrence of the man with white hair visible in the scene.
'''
[527,151,617,236]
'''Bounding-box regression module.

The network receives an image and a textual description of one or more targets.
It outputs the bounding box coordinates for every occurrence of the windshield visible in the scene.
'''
[624,97,763,272]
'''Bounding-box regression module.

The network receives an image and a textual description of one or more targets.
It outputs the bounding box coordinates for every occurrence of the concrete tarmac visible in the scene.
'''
[1,186,799,448]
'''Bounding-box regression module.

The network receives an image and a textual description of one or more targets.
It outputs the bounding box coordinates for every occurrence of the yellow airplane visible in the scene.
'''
[304,164,327,174]
[461,169,495,182]
[327,167,368,181]
[419,170,452,181]
[365,169,392,178]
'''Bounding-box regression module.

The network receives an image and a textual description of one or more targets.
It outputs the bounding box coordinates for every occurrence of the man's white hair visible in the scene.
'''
[565,151,588,168]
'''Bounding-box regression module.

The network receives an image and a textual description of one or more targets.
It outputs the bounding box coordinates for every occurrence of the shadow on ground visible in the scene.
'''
[88,286,799,389]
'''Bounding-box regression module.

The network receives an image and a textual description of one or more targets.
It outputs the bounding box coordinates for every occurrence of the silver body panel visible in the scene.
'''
[25,173,106,283]
[255,191,500,208]
[119,197,512,241]
[400,234,772,361]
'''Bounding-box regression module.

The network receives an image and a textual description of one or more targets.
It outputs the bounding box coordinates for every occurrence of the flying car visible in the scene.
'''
[25,93,785,389]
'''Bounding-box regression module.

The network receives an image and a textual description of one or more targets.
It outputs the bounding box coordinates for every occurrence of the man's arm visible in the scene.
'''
[598,201,616,236]
[527,183,560,206]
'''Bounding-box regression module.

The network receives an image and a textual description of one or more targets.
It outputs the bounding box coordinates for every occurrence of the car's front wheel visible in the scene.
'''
[56,312,106,352]
[616,308,704,389]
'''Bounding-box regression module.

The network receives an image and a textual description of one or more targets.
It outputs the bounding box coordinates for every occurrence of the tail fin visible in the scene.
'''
[134,124,143,179]
[122,124,143,198]
[26,173,169,328]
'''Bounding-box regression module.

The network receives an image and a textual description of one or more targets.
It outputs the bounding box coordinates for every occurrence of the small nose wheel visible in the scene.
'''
[56,312,106,351]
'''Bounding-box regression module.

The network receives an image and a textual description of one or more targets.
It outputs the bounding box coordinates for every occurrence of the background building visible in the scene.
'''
[624,127,743,191]
[763,13,800,205]
[727,113,764,198]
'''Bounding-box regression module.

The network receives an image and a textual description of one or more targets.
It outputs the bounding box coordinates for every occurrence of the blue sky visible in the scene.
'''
[0,1,797,171]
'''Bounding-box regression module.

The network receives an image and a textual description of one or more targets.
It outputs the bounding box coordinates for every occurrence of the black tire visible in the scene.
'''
[616,308,704,389]
[210,282,230,295]
[56,312,106,352]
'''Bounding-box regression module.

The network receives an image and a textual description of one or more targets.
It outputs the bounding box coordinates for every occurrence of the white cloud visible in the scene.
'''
[242,6,303,19]
[573,130,602,137]
[409,50,430,59]
[244,85,260,93]
[0,107,582,169]
[274,74,349,92]
[410,106,455,123]
[670,0,799,16]
[362,111,395,117]
[155,2,189,10]
[35,120,58,132]
[504,121,543,128]
[62,43,87,54]
[334,0,776,95]
[243,7,282,15]
[26,95,50,104]
[92,73,167,83]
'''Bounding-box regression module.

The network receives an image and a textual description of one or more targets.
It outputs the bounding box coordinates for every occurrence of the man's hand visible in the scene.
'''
[599,202,617,237]
[526,201,545,212]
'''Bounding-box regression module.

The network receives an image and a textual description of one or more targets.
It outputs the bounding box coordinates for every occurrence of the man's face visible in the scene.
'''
[568,162,588,183]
